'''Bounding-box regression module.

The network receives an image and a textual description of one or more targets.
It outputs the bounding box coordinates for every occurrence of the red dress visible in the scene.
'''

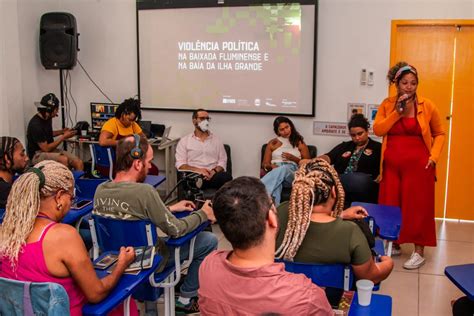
[378,117,436,246]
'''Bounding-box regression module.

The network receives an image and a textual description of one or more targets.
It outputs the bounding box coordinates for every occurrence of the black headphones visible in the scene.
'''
[130,134,143,159]
[37,93,59,113]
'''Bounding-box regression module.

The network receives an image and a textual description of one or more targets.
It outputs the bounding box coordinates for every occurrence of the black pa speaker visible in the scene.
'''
[40,12,78,70]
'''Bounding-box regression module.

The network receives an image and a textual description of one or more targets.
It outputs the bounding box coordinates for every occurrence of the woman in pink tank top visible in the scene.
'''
[0,160,137,315]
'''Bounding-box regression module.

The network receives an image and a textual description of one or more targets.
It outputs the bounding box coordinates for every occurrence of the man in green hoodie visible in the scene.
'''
[94,134,217,314]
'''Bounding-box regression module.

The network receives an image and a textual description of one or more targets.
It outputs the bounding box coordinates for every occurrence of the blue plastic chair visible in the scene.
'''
[353,202,402,257]
[279,260,354,290]
[89,143,163,188]
[88,212,209,316]
[72,170,85,181]
[278,215,386,292]
[0,277,70,315]
[90,144,115,180]
[75,177,109,200]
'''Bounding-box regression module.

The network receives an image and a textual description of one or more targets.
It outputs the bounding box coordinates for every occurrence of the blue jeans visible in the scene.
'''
[261,163,298,205]
[145,231,217,313]
[166,231,218,298]
[340,172,379,208]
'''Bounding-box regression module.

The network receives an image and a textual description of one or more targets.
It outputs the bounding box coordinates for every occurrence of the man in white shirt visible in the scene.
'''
[175,109,232,190]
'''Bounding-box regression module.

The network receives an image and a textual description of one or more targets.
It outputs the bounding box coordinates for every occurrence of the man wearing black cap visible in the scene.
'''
[26,93,83,170]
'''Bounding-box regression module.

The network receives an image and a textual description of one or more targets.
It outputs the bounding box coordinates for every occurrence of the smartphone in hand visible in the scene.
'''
[71,199,92,210]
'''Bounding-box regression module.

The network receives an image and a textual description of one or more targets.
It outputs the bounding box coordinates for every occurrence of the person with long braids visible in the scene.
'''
[374,62,445,269]
[0,136,29,208]
[261,116,310,205]
[275,159,393,284]
[0,160,136,315]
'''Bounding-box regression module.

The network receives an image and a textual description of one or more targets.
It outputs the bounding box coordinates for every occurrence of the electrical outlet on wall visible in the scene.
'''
[360,68,367,85]
[368,69,374,86]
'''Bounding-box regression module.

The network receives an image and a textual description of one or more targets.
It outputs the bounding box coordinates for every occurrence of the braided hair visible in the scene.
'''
[0,137,20,172]
[0,160,73,269]
[275,158,345,261]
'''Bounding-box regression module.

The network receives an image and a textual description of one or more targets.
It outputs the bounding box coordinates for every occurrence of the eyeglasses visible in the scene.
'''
[63,189,76,202]
[196,116,211,121]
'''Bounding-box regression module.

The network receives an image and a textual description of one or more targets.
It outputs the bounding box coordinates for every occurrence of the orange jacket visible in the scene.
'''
[373,95,445,179]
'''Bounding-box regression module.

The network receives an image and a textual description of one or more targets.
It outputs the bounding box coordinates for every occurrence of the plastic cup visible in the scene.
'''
[356,279,374,306]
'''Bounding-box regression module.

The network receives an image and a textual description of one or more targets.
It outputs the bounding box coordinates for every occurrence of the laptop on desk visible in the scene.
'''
[148,126,171,146]
[139,121,152,138]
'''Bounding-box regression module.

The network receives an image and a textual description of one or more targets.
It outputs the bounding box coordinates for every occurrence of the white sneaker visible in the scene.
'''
[403,252,425,270]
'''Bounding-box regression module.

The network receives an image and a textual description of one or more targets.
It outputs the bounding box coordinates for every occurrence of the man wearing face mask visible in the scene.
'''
[175,109,232,190]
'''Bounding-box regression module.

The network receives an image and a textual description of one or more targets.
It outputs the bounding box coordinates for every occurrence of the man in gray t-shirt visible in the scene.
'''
[94,135,217,313]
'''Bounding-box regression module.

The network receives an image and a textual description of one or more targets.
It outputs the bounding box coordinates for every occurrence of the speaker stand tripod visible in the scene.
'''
[59,69,67,150]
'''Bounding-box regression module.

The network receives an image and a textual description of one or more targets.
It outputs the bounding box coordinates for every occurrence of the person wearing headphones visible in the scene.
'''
[26,93,83,170]
[93,134,217,314]
[0,137,29,208]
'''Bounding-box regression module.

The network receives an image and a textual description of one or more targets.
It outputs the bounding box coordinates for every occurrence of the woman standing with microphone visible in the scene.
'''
[374,62,445,270]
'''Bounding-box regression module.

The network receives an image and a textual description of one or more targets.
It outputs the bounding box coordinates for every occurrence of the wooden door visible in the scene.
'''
[390,22,455,218]
[446,26,474,219]
[390,20,474,219]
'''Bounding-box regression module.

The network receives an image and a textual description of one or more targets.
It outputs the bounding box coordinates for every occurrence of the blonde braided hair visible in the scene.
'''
[0,160,73,268]
[275,158,345,261]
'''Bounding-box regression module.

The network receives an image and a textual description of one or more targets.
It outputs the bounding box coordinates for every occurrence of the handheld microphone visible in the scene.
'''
[398,94,408,112]
[399,100,406,112]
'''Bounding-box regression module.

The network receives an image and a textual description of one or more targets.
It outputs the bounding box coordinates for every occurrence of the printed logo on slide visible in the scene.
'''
[222,97,236,104]
[265,98,276,107]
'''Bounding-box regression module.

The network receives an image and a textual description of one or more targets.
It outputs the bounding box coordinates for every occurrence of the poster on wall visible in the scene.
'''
[347,103,366,120]
[367,104,379,123]
[313,121,348,136]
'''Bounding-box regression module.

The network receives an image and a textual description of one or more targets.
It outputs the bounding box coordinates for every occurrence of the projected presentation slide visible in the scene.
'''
[138,4,316,115]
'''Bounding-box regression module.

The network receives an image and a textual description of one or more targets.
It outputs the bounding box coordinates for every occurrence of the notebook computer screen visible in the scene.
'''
[150,124,165,137]
[149,126,171,145]
[139,120,152,138]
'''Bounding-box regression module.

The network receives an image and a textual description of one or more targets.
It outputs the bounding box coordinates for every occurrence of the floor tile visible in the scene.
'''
[378,271,419,316]
[419,273,464,316]
[419,240,474,276]
[437,220,474,243]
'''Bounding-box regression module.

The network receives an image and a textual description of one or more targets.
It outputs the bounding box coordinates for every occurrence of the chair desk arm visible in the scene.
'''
[165,221,209,247]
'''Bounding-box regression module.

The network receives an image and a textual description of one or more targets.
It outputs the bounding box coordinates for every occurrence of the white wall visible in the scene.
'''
[0,0,25,140]
[10,0,474,176]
